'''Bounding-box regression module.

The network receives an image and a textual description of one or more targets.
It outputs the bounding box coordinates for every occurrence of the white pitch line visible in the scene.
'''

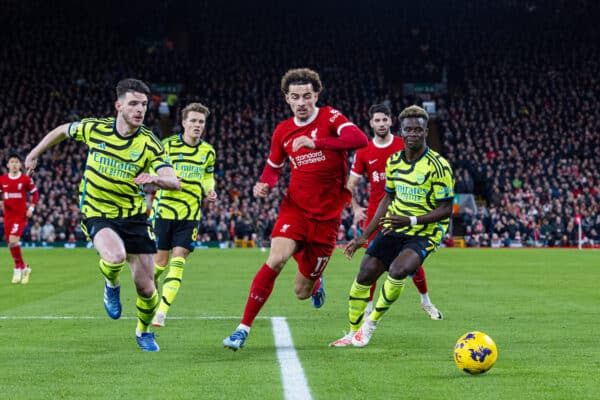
[0,315,271,320]
[1,314,314,399]
[271,317,312,400]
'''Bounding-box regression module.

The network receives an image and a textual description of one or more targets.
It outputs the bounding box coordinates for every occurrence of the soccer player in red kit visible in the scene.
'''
[223,68,368,350]
[0,153,39,284]
[341,104,442,332]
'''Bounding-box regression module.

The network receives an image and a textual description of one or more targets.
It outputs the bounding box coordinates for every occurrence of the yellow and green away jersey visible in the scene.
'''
[153,134,216,221]
[68,117,170,218]
[384,147,454,245]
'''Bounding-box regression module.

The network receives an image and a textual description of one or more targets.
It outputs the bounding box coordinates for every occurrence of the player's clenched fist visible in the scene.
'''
[253,182,269,198]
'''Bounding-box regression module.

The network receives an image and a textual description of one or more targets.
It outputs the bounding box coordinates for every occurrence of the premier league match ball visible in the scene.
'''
[453,331,498,375]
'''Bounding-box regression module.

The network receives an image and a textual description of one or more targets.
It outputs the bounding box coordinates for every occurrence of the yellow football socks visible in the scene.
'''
[136,290,160,332]
[370,276,405,322]
[348,280,371,331]
[154,263,167,282]
[157,257,186,314]
[99,259,125,286]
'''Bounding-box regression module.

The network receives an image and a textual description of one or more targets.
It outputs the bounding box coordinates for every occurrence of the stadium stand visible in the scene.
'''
[1,0,598,248]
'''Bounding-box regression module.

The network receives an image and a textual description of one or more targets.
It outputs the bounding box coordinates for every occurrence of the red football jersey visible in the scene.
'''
[265,106,357,221]
[0,173,38,218]
[350,134,404,220]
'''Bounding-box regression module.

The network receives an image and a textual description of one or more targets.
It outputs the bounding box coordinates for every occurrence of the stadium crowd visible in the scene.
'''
[441,1,600,247]
[1,0,599,248]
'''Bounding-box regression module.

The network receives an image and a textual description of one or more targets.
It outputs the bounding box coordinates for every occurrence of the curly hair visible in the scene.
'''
[280,68,323,94]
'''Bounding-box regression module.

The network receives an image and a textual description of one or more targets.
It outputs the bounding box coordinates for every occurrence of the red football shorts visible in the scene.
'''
[272,207,340,280]
[4,217,27,239]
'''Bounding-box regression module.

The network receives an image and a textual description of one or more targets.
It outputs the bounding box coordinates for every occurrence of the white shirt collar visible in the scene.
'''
[294,107,319,126]
[372,134,394,149]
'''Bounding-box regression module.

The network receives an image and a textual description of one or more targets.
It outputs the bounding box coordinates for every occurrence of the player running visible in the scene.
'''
[334,105,454,348]
[151,102,217,328]
[25,78,181,351]
[223,67,368,351]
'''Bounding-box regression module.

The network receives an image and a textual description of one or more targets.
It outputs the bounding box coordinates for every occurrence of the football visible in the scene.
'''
[453,331,498,375]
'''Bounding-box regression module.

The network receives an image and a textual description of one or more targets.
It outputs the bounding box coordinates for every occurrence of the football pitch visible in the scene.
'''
[1,247,598,400]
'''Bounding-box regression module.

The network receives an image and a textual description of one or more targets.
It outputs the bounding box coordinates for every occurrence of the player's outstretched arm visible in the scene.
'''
[347,174,367,224]
[25,123,70,174]
[380,200,453,235]
[134,167,181,191]
[291,125,368,152]
[256,158,282,197]
[343,236,367,259]
[344,193,392,260]
[313,124,368,151]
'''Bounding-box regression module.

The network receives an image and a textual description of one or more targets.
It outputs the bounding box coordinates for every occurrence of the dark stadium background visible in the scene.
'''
[1,0,598,249]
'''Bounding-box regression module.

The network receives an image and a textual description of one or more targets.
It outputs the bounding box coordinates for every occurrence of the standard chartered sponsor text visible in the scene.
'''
[294,151,326,166]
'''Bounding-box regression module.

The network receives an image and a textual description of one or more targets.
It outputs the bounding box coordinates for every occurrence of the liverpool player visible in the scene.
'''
[0,153,39,284]
[223,68,368,350]
[345,104,442,326]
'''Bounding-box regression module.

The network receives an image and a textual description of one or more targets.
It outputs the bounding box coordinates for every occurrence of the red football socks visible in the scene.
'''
[368,282,377,301]
[241,263,280,326]
[412,265,428,294]
[10,246,25,269]
[311,276,321,295]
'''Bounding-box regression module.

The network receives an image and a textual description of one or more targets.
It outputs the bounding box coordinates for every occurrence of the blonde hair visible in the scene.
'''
[398,105,429,122]
[182,102,210,120]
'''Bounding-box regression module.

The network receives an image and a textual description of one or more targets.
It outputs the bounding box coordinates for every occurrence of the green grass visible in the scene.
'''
[1,248,599,399]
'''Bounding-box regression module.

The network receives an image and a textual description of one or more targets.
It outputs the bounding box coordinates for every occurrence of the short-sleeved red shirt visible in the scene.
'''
[350,134,404,221]
[0,173,37,218]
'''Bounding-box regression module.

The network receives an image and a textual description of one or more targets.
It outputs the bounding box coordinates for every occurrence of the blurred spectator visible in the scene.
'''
[41,220,56,243]
[490,233,502,248]
[30,221,42,243]
[1,0,598,249]
[234,216,255,241]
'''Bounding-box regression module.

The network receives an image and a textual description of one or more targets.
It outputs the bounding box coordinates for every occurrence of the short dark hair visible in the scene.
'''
[281,68,323,94]
[115,78,151,99]
[368,104,392,119]
[7,152,21,161]
[398,105,429,122]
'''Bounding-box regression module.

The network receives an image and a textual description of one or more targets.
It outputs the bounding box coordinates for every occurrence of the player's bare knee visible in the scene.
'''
[388,265,409,280]
[134,281,155,297]
[266,255,287,271]
[102,250,126,265]
[357,266,378,285]
[7,241,18,248]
